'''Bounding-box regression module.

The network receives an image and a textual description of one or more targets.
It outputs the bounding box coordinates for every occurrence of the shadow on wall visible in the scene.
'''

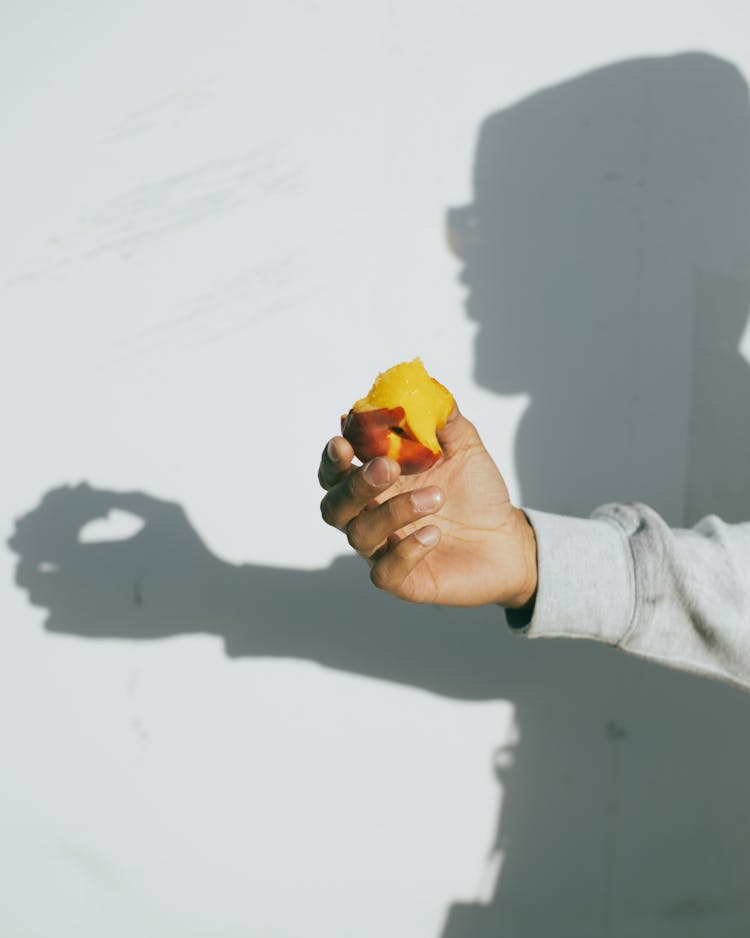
[9,52,750,938]
[457,52,750,527]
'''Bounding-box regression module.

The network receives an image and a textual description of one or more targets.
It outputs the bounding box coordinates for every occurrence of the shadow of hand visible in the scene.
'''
[9,483,227,638]
[8,483,518,698]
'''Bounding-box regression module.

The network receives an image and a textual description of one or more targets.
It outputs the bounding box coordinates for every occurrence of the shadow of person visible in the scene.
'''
[8,51,750,938]
[441,51,750,937]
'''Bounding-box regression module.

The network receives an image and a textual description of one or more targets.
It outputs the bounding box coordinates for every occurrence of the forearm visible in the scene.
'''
[507,503,750,691]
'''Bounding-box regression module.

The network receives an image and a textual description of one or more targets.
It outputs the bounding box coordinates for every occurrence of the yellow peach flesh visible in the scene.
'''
[344,358,454,471]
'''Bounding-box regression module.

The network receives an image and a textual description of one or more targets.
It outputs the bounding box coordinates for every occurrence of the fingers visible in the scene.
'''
[102,491,186,523]
[318,436,355,491]
[370,525,441,594]
[320,455,400,531]
[345,486,444,556]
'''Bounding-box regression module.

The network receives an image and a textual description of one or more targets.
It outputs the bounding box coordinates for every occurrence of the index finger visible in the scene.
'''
[320,456,400,531]
[318,436,355,491]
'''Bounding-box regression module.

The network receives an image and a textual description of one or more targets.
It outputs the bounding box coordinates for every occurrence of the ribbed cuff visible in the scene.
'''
[505,509,636,645]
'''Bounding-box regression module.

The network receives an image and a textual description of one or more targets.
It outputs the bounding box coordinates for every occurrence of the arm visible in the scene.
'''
[320,408,750,691]
[509,504,750,691]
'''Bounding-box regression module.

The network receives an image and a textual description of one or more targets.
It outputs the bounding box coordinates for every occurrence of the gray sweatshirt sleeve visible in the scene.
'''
[506,503,750,691]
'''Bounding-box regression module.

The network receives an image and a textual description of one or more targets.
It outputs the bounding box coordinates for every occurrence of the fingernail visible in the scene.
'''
[411,488,443,513]
[363,457,391,487]
[415,526,440,547]
[326,439,339,463]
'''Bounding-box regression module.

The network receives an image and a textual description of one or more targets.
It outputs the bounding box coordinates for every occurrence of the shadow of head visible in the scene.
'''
[447,52,750,522]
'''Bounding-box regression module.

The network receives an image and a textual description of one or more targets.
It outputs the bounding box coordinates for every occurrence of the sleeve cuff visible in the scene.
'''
[504,509,636,645]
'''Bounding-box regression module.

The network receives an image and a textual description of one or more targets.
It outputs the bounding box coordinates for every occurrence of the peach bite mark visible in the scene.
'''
[341,358,454,475]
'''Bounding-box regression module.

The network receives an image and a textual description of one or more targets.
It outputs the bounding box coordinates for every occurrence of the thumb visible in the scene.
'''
[436,402,485,459]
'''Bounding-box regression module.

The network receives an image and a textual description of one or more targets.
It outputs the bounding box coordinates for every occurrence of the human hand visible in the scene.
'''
[319,406,537,608]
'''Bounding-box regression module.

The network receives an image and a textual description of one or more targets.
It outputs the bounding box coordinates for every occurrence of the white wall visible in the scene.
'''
[2,2,750,936]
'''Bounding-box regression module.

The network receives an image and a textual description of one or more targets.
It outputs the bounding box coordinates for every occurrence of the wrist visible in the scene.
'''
[500,508,538,609]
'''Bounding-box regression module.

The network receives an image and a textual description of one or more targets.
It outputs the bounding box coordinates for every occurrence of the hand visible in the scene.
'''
[319,405,537,608]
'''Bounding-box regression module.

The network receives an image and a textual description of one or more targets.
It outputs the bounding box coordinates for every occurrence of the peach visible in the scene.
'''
[341,358,454,474]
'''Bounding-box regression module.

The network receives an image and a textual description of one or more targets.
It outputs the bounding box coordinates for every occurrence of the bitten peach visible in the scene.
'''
[341,358,454,474]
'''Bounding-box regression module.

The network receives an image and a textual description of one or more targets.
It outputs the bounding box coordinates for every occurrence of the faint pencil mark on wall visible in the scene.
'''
[111,255,318,361]
[100,81,215,143]
[4,142,302,286]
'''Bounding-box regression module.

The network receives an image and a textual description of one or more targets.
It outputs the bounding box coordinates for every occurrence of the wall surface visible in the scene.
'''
[2,2,750,936]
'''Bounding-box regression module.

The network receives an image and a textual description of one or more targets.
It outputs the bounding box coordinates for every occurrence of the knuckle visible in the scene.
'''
[380,495,398,526]
[319,495,336,527]
[343,471,362,503]
[369,562,390,592]
[345,518,363,552]
[349,464,380,502]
